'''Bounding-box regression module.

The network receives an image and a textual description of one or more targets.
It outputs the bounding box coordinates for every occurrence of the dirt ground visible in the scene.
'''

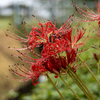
[0,29,24,100]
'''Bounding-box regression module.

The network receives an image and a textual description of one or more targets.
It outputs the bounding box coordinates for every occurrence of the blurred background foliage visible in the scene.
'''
[0,0,100,100]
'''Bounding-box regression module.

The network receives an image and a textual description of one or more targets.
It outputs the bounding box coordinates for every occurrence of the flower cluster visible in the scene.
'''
[6,15,86,85]
[6,0,100,86]
[5,1,100,100]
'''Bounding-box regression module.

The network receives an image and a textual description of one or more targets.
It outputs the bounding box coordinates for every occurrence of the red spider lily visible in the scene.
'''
[28,15,75,52]
[28,21,57,51]
[6,15,84,85]
[72,0,100,27]
[66,49,76,65]
[41,38,70,58]
[42,56,66,74]
[40,38,77,73]
[61,28,86,49]
[71,29,85,49]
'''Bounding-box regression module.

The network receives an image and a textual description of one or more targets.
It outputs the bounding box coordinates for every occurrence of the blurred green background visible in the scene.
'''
[0,0,100,100]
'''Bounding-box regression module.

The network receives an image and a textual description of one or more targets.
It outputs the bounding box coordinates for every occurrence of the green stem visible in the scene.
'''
[77,54,100,86]
[46,74,65,100]
[60,76,81,100]
[97,63,100,73]
[68,69,92,100]
[75,73,95,100]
